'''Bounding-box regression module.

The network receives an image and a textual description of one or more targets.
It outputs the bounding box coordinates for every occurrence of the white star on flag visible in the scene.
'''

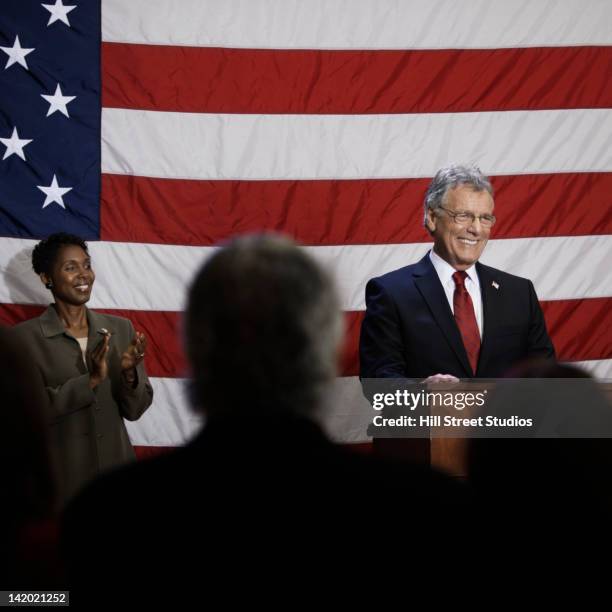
[41,84,76,117]
[42,0,77,27]
[0,127,33,161]
[0,35,35,70]
[37,174,72,209]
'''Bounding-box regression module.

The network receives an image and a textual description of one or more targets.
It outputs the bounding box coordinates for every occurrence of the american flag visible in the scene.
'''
[1,0,611,453]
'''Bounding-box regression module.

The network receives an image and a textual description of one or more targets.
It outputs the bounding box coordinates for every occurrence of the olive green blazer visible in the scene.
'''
[13,306,154,505]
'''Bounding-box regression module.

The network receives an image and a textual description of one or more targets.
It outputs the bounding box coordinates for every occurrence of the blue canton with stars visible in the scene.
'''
[0,0,100,240]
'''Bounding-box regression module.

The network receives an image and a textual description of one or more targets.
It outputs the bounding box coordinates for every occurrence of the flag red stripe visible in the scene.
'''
[542,298,612,367]
[2,299,610,378]
[133,445,174,460]
[0,305,189,379]
[341,299,612,376]
[101,172,612,246]
[102,43,612,114]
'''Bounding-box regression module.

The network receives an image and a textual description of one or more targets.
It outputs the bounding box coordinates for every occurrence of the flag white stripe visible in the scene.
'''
[129,365,612,446]
[2,236,610,311]
[125,376,373,446]
[572,359,612,380]
[125,377,202,446]
[101,108,612,181]
[102,0,612,50]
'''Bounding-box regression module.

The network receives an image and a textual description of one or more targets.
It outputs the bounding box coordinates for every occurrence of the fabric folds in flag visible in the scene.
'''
[1,0,611,448]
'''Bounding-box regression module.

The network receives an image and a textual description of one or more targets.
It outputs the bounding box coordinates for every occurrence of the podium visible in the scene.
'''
[373,436,470,477]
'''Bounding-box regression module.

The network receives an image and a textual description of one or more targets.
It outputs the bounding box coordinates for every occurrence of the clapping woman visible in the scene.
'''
[13,233,153,505]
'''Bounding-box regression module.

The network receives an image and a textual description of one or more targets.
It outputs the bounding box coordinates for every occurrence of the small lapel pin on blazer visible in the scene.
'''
[492,281,500,290]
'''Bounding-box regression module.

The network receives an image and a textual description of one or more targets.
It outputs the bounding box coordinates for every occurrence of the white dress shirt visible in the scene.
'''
[429,249,483,338]
[77,337,88,366]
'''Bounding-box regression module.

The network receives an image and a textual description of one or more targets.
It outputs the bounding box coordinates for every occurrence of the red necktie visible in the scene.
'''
[452,271,480,375]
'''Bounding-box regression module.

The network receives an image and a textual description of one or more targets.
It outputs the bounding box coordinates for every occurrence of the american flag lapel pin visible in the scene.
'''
[492,281,500,290]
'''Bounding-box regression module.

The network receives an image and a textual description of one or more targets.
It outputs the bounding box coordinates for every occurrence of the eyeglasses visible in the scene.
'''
[437,206,496,227]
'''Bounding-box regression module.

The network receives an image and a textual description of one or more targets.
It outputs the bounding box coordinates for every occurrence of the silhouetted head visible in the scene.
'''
[468,361,612,527]
[185,234,343,418]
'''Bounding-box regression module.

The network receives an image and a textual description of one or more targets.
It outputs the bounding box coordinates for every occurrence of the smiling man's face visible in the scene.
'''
[426,184,494,270]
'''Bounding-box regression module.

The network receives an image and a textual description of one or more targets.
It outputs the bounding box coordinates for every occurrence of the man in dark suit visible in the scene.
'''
[61,235,469,605]
[360,164,555,381]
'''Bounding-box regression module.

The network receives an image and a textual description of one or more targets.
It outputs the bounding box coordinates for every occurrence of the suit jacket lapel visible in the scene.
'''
[476,263,502,376]
[39,304,92,373]
[39,304,65,337]
[413,255,473,376]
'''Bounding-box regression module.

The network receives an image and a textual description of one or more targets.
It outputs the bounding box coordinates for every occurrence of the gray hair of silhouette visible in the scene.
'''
[184,234,344,418]
[423,164,493,227]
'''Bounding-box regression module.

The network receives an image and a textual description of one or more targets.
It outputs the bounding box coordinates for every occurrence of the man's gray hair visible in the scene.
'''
[423,164,493,226]
[185,234,343,418]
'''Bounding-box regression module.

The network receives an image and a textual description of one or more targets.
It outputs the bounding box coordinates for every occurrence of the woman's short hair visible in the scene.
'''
[32,233,88,275]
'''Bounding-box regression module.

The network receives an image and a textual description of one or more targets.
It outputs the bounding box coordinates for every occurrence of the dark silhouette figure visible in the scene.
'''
[62,235,468,605]
[0,327,63,588]
[468,359,612,543]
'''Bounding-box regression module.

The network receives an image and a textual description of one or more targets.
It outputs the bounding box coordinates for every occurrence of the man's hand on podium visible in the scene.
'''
[421,373,460,384]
